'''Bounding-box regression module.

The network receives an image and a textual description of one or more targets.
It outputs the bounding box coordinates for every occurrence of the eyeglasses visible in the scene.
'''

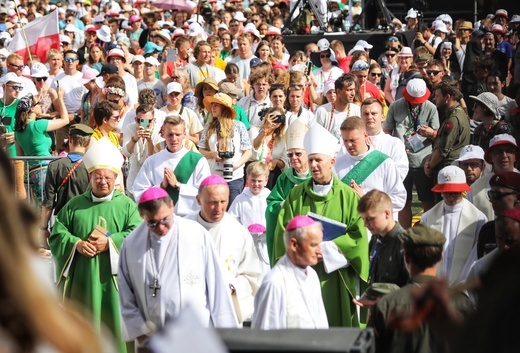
[320,54,330,59]
[287,151,303,158]
[8,85,23,91]
[388,37,399,42]
[0,57,5,62]
[34,77,47,82]
[230,24,239,27]
[8,63,24,70]
[459,161,483,169]
[370,73,382,77]
[171,76,180,80]
[64,57,78,63]
[385,53,396,57]
[147,217,172,228]
[488,190,518,200]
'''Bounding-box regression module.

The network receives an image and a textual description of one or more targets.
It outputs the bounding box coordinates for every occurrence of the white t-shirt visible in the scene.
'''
[314,102,361,139]
[51,71,86,113]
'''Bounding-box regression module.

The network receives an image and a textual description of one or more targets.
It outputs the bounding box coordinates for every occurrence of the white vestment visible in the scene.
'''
[315,103,361,140]
[228,187,271,278]
[286,107,315,127]
[185,212,261,323]
[251,255,329,330]
[466,173,494,221]
[118,217,238,341]
[132,147,211,215]
[334,146,407,218]
[368,130,409,181]
[421,198,487,284]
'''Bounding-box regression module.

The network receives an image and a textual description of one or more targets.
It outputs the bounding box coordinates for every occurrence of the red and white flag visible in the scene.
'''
[7,10,60,64]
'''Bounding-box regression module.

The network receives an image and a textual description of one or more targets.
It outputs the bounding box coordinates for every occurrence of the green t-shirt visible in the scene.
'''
[0,98,19,156]
[15,119,52,163]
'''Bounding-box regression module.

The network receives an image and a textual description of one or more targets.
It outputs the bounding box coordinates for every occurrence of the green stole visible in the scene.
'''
[340,150,389,185]
[166,151,203,203]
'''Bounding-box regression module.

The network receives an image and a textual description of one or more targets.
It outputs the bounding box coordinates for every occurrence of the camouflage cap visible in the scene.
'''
[69,124,94,136]
[399,224,446,247]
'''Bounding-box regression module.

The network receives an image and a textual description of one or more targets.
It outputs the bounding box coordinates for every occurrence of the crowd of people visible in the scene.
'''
[0,0,520,352]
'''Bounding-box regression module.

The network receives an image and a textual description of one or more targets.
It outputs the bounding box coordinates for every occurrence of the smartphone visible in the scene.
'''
[139,118,150,129]
[166,48,178,63]
[305,61,312,76]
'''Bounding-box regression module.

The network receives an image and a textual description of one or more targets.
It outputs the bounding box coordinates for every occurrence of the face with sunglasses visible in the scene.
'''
[387,37,400,48]
[440,192,463,206]
[319,50,332,65]
[426,65,444,85]
[7,59,24,73]
[488,186,520,215]
[286,148,308,173]
[368,70,382,84]
[384,51,397,64]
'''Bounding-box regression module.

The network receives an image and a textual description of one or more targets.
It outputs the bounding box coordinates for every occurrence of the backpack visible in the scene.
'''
[290,8,312,34]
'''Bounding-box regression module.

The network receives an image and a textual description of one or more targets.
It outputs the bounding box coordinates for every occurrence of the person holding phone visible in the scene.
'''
[252,106,288,189]
[122,104,162,199]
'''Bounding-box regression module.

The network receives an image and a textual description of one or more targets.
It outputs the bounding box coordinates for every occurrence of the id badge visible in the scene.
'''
[406,132,427,153]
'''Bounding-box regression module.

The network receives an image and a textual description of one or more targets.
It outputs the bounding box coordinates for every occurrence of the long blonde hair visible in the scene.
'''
[206,105,235,151]
[0,153,107,353]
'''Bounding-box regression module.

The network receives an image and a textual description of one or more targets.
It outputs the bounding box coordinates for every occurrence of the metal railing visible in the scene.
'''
[11,156,61,205]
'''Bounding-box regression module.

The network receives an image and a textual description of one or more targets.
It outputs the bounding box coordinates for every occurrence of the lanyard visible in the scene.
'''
[407,103,422,131]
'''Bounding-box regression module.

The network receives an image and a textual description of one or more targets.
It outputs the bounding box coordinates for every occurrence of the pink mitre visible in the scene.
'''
[139,187,169,204]
[200,175,228,187]
[286,215,315,231]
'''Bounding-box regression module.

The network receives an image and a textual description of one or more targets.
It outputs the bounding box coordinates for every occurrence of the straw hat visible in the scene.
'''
[195,78,219,97]
[203,93,236,119]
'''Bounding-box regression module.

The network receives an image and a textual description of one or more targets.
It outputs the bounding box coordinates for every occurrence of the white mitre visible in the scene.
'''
[83,137,124,174]
[286,120,308,150]
[303,123,338,157]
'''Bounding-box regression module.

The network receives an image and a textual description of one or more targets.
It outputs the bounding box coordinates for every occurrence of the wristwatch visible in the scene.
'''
[175,182,181,190]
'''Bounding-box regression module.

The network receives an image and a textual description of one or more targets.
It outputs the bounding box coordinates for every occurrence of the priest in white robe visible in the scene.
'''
[252,215,329,329]
[335,117,406,219]
[186,175,261,324]
[118,187,238,345]
[421,166,487,285]
[132,116,210,216]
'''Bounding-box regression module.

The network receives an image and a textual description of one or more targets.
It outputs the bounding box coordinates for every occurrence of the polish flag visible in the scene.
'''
[7,11,59,64]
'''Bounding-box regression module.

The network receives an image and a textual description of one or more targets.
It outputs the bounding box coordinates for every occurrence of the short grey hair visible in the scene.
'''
[283,222,323,249]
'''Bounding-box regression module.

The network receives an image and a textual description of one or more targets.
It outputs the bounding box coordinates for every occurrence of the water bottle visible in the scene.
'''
[343,16,351,33]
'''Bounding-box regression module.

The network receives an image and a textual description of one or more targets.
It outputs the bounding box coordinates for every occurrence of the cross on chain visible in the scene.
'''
[149,278,161,297]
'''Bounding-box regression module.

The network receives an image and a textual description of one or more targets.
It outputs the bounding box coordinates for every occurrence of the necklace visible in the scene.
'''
[147,230,175,297]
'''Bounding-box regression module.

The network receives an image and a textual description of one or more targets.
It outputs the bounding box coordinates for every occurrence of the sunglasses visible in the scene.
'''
[385,53,396,57]
[287,151,303,158]
[488,190,518,200]
[147,217,171,228]
[34,77,48,82]
[320,54,330,59]
[427,70,442,76]
[370,73,382,77]
[169,92,181,96]
[8,84,23,91]
[108,99,121,104]
[109,114,120,120]
[459,161,482,169]
[171,76,180,80]
[388,37,399,42]
[0,57,5,62]
[8,63,24,70]
[64,57,78,63]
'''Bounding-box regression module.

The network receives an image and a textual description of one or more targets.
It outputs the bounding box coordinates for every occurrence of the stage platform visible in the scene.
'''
[284,30,415,58]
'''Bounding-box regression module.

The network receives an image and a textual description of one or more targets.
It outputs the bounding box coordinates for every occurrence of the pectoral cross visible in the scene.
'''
[149,278,161,297]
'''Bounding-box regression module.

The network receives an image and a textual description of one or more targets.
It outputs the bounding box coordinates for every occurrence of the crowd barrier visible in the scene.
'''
[11,156,60,206]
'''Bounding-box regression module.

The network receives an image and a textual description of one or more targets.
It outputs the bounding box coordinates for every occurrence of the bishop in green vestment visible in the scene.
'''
[272,123,369,327]
[49,138,142,353]
[266,121,311,264]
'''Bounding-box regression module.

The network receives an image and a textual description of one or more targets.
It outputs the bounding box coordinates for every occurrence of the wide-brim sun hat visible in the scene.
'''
[195,78,219,97]
[107,48,126,63]
[431,165,472,193]
[203,93,237,120]
[96,25,111,43]
[452,145,485,165]
[402,78,431,105]
[469,92,499,119]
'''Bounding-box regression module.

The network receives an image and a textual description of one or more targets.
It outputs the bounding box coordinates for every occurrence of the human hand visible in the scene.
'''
[415,32,424,42]
[424,162,433,177]
[350,180,365,198]
[2,132,14,144]
[418,126,434,138]
[161,167,178,189]
[88,231,109,253]
[77,240,98,257]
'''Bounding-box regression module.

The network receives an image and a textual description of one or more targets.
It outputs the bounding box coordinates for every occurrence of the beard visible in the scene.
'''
[437,101,448,121]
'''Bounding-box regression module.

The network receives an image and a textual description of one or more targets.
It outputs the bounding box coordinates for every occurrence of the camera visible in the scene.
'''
[258,107,268,120]
[273,114,286,124]
[223,163,234,181]
[218,145,235,160]
[74,112,81,123]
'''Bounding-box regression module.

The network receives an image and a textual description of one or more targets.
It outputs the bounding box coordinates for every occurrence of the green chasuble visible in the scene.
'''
[272,175,369,327]
[49,190,142,353]
[265,167,311,265]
